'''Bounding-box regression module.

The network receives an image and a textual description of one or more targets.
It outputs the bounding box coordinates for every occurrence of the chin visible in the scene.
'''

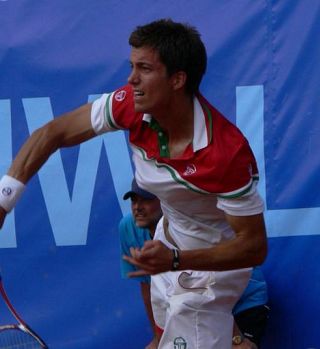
[134,102,151,114]
[134,106,147,113]
[136,220,148,228]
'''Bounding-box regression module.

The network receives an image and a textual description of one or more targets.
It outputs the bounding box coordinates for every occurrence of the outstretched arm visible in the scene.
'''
[8,103,95,182]
[0,103,96,228]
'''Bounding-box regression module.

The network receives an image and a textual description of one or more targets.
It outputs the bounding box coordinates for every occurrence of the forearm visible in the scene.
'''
[178,232,267,271]
[8,127,59,183]
[124,214,267,276]
[0,104,94,228]
[7,103,94,184]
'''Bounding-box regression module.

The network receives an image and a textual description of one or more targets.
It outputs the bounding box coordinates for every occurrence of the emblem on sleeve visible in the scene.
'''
[115,90,126,102]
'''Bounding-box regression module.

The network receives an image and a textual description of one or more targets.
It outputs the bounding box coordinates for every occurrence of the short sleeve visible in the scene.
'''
[216,183,264,216]
[91,85,138,135]
[91,93,111,134]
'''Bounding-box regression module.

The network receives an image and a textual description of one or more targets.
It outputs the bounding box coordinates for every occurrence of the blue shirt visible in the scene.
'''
[119,214,268,313]
[233,266,268,314]
[119,214,152,283]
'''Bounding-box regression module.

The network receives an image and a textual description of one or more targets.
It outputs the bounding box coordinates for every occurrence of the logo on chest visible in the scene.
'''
[183,164,197,176]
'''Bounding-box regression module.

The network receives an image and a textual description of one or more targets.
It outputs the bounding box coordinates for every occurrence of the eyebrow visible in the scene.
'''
[130,60,154,67]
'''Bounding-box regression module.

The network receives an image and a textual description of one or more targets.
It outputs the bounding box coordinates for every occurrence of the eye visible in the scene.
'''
[141,64,152,72]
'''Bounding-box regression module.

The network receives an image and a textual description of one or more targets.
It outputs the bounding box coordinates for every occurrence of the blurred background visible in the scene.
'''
[0,1,319,348]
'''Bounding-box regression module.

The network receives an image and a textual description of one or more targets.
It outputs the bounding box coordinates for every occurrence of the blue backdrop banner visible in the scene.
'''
[0,1,319,348]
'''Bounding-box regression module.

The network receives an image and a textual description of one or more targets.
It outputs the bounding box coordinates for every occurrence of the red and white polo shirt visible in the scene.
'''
[91,84,263,249]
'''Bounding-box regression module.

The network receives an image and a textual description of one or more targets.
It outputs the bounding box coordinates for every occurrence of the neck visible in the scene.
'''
[149,226,155,238]
[155,93,193,131]
[154,93,194,158]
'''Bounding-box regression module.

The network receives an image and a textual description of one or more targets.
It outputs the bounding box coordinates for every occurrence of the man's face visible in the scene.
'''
[131,194,162,231]
[128,46,174,114]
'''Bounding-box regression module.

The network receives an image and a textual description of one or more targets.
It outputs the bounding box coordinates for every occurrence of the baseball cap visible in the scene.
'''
[123,179,157,200]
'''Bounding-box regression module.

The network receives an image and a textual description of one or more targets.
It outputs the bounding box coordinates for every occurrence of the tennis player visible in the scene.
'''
[0,19,267,348]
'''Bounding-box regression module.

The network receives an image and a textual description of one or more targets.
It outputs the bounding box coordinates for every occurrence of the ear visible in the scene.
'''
[171,71,187,91]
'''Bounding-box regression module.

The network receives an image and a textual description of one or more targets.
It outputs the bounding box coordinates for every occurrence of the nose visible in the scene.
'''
[128,68,139,85]
[132,200,143,212]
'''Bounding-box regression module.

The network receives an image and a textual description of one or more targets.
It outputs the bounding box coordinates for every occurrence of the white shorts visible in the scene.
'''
[151,219,251,349]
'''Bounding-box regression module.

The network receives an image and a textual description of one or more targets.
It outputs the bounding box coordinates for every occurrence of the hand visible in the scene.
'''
[232,338,258,349]
[123,240,173,277]
[0,206,7,229]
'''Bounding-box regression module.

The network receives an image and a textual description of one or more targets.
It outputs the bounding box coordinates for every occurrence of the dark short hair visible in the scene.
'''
[129,18,207,95]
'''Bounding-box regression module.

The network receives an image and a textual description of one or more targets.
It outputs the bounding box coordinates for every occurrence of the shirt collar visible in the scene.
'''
[142,96,209,152]
[192,96,208,151]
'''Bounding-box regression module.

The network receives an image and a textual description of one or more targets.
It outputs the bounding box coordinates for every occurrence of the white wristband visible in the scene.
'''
[0,175,26,212]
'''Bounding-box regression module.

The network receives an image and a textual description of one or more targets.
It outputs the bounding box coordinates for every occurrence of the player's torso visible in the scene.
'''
[96,85,258,248]
[132,146,234,249]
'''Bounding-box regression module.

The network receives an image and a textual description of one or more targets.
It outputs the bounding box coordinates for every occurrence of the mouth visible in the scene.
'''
[134,213,147,223]
[135,214,145,219]
[134,214,147,227]
[133,90,145,99]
